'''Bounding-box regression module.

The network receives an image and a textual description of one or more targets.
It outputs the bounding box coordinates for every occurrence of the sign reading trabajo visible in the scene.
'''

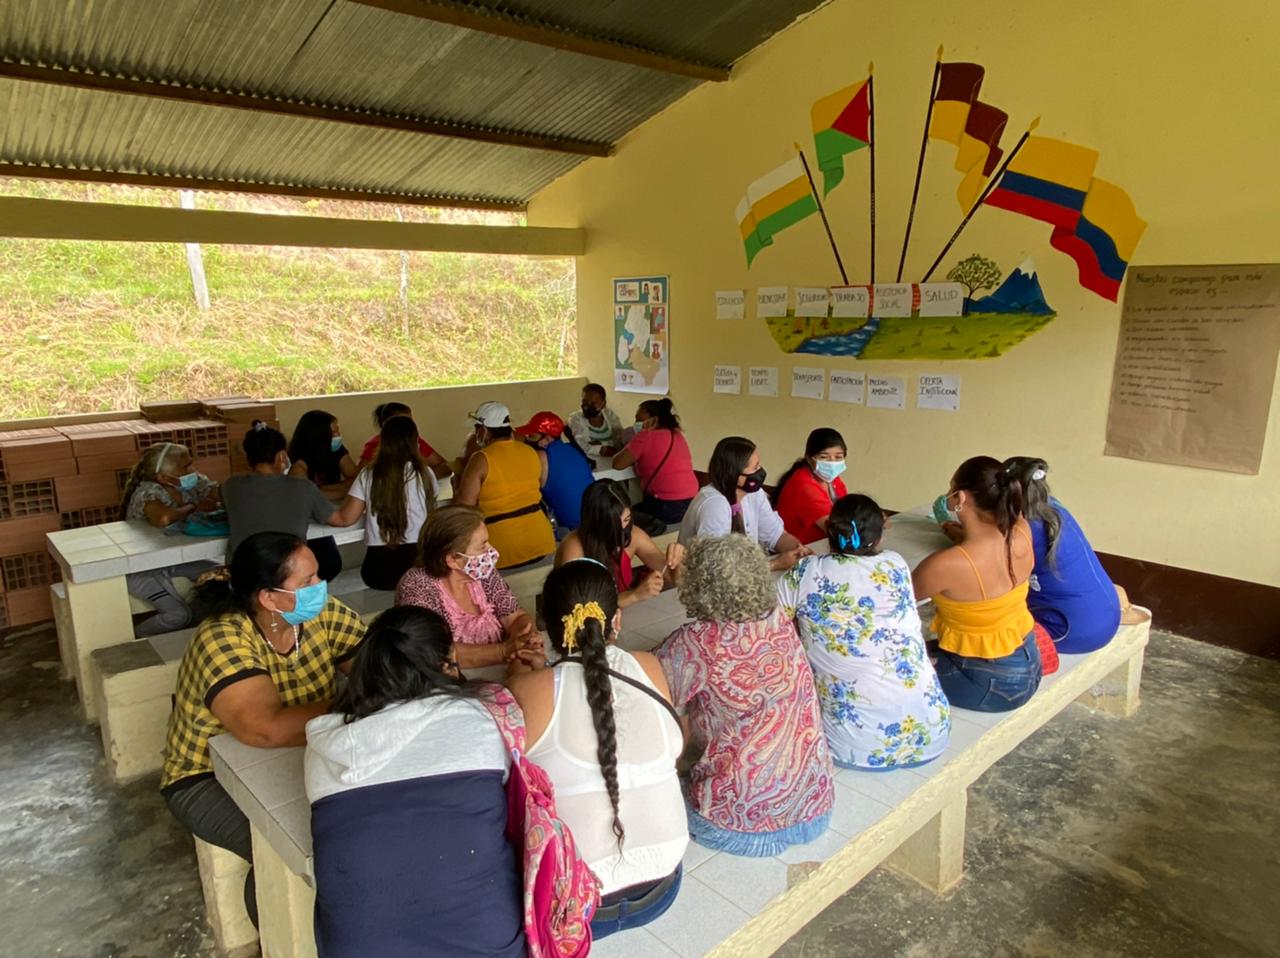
[1104,265,1280,474]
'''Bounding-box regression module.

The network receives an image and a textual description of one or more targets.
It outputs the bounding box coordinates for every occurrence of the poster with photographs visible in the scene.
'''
[613,275,670,395]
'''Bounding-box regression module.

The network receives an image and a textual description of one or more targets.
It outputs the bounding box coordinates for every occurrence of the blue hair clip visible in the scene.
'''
[837,524,861,551]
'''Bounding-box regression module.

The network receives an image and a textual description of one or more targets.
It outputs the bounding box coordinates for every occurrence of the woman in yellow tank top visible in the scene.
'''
[456,402,555,569]
[912,456,1042,712]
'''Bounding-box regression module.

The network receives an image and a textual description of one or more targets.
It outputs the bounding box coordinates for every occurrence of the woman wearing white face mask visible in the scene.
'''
[395,506,542,670]
[161,532,367,930]
[120,441,222,636]
[772,428,849,546]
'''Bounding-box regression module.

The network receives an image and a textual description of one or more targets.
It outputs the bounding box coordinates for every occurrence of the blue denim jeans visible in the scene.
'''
[590,865,683,940]
[934,630,1042,712]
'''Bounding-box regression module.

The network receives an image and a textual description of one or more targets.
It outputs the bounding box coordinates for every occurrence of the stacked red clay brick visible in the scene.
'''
[0,396,277,629]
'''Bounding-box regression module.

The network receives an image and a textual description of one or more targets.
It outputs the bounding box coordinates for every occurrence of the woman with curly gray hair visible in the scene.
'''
[656,534,834,857]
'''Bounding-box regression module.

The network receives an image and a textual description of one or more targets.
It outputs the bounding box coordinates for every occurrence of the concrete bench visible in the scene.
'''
[208,554,1150,958]
[193,837,258,958]
[88,576,392,783]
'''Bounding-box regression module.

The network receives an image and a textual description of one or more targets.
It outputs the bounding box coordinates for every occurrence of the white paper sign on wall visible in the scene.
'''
[756,286,790,318]
[828,370,866,404]
[917,374,961,411]
[831,286,871,318]
[917,283,965,317]
[748,366,779,397]
[795,287,832,317]
[872,284,913,317]
[791,366,826,400]
[867,375,906,409]
[713,364,741,394]
[715,289,746,320]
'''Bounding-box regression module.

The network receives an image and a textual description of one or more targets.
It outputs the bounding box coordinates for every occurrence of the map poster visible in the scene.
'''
[614,275,670,395]
[1104,265,1280,474]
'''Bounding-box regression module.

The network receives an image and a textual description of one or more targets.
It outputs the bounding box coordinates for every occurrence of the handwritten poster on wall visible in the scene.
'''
[713,364,741,394]
[867,375,906,409]
[828,370,866,404]
[749,366,779,397]
[614,276,669,395]
[917,374,961,411]
[1105,265,1280,474]
[716,290,745,320]
[791,366,826,400]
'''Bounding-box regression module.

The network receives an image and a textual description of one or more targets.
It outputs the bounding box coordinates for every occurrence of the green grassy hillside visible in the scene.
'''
[0,180,576,419]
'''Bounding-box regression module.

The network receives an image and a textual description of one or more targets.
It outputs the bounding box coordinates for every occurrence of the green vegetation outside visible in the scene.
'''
[0,180,576,420]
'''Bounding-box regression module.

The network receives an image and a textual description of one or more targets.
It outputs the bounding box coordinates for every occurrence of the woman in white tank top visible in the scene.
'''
[506,559,687,940]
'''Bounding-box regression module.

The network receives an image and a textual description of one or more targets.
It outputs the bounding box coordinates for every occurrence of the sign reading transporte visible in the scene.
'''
[1105,265,1280,474]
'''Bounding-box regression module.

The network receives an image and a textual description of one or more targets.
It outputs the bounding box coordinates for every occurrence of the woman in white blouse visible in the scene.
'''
[678,436,810,571]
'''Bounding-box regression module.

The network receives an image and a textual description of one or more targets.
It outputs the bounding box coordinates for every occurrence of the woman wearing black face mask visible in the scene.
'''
[555,480,685,608]
[565,383,624,456]
[678,437,811,572]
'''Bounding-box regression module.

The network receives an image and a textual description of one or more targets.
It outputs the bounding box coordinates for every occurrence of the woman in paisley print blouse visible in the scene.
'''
[656,533,834,857]
[777,494,950,770]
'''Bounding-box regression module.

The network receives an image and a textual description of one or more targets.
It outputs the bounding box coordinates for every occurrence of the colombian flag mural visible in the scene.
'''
[1049,179,1147,301]
[984,136,1099,228]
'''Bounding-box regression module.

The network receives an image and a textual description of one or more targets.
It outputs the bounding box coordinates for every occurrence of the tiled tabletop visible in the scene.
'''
[47,520,366,584]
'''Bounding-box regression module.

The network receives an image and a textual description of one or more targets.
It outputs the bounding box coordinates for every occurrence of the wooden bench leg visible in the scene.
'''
[1077,647,1144,718]
[886,790,967,893]
[251,824,317,958]
[194,838,258,958]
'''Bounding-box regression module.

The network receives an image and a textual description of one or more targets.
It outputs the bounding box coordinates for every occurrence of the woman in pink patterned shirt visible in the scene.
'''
[395,506,542,670]
[656,534,834,857]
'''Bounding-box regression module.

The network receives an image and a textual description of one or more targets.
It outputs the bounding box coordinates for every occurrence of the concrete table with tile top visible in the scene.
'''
[209,572,1150,958]
[46,518,366,721]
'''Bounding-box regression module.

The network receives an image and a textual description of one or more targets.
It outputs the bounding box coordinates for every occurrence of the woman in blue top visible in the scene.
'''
[1003,457,1121,654]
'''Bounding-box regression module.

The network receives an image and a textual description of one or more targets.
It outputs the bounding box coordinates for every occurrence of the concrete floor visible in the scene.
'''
[1,625,1277,958]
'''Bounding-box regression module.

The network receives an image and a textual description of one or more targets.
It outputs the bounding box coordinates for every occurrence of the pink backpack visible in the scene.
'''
[479,687,600,958]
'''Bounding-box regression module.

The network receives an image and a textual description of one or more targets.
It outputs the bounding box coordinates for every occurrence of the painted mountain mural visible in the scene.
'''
[764,259,1057,359]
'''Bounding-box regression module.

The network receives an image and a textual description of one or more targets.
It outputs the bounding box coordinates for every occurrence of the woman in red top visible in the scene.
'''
[773,428,848,545]
[358,402,452,481]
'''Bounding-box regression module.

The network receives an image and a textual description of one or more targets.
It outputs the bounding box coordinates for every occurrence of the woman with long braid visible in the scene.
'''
[505,560,687,940]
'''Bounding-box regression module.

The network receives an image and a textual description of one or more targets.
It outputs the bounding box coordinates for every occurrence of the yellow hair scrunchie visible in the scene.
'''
[560,601,606,652]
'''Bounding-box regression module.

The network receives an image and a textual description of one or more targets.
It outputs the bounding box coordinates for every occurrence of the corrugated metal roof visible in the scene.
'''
[0,0,826,206]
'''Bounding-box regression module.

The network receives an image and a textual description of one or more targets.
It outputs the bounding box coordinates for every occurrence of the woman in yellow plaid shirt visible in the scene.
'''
[160,531,366,928]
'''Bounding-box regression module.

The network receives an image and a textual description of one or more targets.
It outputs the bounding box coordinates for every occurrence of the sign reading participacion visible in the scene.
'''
[828,370,865,404]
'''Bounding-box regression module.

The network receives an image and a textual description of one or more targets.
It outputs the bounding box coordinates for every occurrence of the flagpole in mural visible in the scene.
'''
[793,142,849,284]
[867,62,877,282]
[895,45,943,282]
[920,117,1039,282]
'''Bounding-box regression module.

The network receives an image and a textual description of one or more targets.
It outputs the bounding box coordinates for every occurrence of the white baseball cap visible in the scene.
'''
[469,401,511,428]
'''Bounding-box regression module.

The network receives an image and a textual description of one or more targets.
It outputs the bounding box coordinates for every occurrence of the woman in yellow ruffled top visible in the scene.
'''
[912,456,1043,712]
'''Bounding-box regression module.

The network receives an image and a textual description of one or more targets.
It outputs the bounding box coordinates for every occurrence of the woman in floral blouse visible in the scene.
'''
[777,494,951,770]
[656,534,834,857]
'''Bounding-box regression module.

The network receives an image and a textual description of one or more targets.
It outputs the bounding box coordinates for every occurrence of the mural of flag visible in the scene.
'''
[955,101,1009,208]
[928,62,984,145]
[736,155,818,266]
[810,79,871,195]
[926,62,1008,210]
[1049,178,1147,301]
[984,136,1099,228]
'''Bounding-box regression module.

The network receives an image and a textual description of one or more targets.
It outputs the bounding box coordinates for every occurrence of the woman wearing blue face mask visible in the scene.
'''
[120,441,222,637]
[773,428,849,546]
[161,531,367,931]
[287,409,359,488]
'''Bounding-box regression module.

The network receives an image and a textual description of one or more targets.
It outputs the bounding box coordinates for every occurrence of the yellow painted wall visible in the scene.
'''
[530,0,1280,587]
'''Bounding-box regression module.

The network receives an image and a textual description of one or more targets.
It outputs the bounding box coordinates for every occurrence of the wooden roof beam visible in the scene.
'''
[0,61,613,158]
[349,0,732,82]
[0,164,527,213]
[0,195,584,254]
